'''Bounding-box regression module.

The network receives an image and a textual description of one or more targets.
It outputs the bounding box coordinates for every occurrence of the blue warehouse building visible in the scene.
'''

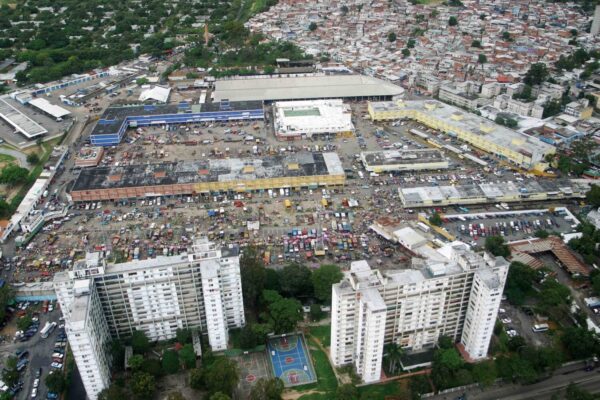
[90,100,264,146]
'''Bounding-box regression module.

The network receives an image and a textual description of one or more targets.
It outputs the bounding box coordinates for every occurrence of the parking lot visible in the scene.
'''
[442,208,580,247]
[498,301,552,348]
[0,302,65,400]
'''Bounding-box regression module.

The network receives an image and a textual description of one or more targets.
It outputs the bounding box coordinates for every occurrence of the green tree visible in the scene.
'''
[309,304,324,321]
[543,99,562,118]
[17,314,32,330]
[205,358,240,396]
[240,246,266,314]
[128,354,144,371]
[478,54,487,64]
[1,357,19,386]
[407,38,416,48]
[309,22,317,32]
[142,358,163,377]
[136,77,149,85]
[335,383,358,400]
[45,371,66,393]
[384,342,403,374]
[131,372,156,399]
[109,340,125,372]
[340,5,349,15]
[410,374,431,399]
[387,32,397,42]
[180,344,196,369]
[471,40,481,48]
[485,236,510,257]
[504,262,536,305]
[260,290,302,334]
[448,16,458,26]
[472,360,497,387]
[592,271,600,296]
[538,279,570,312]
[98,384,126,400]
[26,153,39,164]
[429,212,443,226]
[209,393,231,400]
[249,377,284,400]
[502,31,511,41]
[524,63,549,86]
[131,330,150,354]
[534,229,549,239]
[0,284,12,323]
[0,165,29,186]
[162,350,180,374]
[189,368,205,390]
[176,328,192,344]
[565,383,596,400]
[279,263,312,298]
[402,48,411,57]
[312,264,343,304]
[586,185,600,207]
[561,326,600,360]
[239,324,259,349]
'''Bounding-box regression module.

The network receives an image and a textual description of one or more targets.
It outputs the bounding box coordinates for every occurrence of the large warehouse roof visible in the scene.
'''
[0,96,47,138]
[213,75,405,102]
[28,98,71,119]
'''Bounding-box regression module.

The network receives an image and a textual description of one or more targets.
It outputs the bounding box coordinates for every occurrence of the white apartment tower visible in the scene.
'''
[65,279,112,400]
[592,5,600,36]
[331,243,508,383]
[55,238,245,398]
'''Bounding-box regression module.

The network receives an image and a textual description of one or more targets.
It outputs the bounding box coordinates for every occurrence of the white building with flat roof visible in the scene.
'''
[360,149,449,172]
[54,238,245,399]
[274,99,353,139]
[331,244,509,383]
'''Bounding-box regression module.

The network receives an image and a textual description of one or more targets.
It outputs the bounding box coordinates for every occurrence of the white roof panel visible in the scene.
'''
[28,98,71,119]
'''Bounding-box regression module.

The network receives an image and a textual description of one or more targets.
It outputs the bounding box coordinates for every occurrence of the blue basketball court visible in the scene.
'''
[266,334,317,387]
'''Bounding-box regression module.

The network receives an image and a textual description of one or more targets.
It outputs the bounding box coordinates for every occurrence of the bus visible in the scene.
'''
[40,322,57,339]
[532,323,549,333]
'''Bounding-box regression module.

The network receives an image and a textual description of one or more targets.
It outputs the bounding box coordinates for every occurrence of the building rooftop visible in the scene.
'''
[361,149,446,166]
[375,100,555,161]
[399,179,587,205]
[213,74,404,102]
[0,95,47,138]
[72,152,343,192]
[91,100,263,136]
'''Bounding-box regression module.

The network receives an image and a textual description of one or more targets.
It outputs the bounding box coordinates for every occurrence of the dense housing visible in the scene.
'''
[69,152,345,202]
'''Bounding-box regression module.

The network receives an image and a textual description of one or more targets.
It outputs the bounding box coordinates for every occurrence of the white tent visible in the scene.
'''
[139,86,171,103]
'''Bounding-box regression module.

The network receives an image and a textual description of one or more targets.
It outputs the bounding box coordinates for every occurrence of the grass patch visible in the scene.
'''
[308,325,331,347]
[293,337,337,399]
[0,154,16,163]
[358,380,405,398]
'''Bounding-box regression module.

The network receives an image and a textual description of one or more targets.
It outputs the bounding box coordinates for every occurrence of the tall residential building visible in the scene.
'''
[592,5,600,36]
[55,238,245,399]
[331,243,509,383]
[64,279,112,400]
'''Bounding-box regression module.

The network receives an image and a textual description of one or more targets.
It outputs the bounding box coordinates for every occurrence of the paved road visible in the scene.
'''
[0,147,30,168]
[427,362,599,400]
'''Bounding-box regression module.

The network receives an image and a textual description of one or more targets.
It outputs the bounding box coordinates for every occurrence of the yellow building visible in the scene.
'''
[368,100,555,170]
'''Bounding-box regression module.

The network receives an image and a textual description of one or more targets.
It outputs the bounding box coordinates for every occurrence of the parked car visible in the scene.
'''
[50,362,62,369]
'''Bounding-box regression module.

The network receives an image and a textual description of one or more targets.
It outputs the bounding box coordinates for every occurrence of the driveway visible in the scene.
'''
[0,147,30,168]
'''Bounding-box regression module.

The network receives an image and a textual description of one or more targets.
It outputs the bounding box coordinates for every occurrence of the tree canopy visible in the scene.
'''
[260,290,302,334]
[249,377,284,400]
[312,264,343,304]
[205,358,240,397]
[131,330,150,354]
[485,236,510,257]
